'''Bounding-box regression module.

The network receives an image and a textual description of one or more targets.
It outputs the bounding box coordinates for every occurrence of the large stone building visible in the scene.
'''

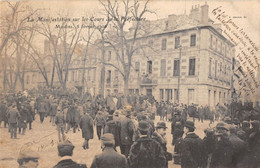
[103,3,235,107]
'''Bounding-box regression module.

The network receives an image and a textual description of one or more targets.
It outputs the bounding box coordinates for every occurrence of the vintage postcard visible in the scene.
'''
[0,0,260,168]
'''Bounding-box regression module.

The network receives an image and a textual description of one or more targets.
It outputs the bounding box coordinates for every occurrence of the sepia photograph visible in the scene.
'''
[0,0,260,167]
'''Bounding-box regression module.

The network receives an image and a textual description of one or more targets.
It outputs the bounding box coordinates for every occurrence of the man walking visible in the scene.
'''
[55,107,66,142]
[119,109,135,157]
[7,103,20,139]
[79,111,94,149]
[94,111,106,140]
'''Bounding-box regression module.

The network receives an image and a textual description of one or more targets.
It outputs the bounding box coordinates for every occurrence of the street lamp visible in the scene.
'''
[177,45,182,104]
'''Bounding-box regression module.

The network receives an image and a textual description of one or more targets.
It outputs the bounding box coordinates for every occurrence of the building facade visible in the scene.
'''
[103,3,235,107]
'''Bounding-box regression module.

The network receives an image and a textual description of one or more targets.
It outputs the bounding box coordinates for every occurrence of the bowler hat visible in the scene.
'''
[138,121,150,131]
[101,133,115,145]
[155,121,167,129]
[216,122,229,131]
[184,121,195,129]
[58,140,74,156]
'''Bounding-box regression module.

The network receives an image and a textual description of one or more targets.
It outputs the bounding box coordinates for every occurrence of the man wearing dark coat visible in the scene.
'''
[0,100,8,128]
[90,133,127,168]
[66,104,80,133]
[18,104,28,135]
[104,115,121,147]
[119,109,135,157]
[26,100,34,130]
[210,122,234,168]
[7,103,20,139]
[152,121,172,168]
[180,121,207,168]
[50,101,58,126]
[94,111,106,140]
[37,101,47,123]
[54,140,86,168]
[79,111,94,149]
[128,121,166,168]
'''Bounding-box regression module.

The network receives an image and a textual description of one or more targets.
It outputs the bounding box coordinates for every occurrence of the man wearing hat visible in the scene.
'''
[55,107,66,142]
[79,111,94,149]
[209,122,234,168]
[179,121,207,168]
[94,110,106,140]
[119,108,134,157]
[54,140,86,168]
[17,149,40,168]
[152,121,172,168]
[90,133,127,168]
[0,100,8,128]
[7,103,20,139]
[128,121,166,168]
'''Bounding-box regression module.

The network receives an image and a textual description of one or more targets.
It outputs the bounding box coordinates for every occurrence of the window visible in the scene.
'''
[208,90,211,106]
[129,89,134,95]
[114,70,118,81]
[188,89,195,105]
[147,61,152,74]
[135,89,139,95]
[224,92,226,102]
[219,92,221,104]
[87,69,91,81]
[148,40,153,46]
[107,70,111,85]
[93,68,96,81]
[72,71,75,81]
[220,62,222,74]
[162,38,167,50]
[190,34,196,47]
[173,60,180,76]
[160,59,166,76]
[108,51,111,61]
[210,35,213,47]
[209,58,212,77]
[215,60,217,78]
[26,75,30,84]
[188,58,196,76]
[174,89,179,103]
[135,62,140,72]
[175,36,180,49]
[166,89,173,102]
[214,91,216,106]
[160,89,164,100]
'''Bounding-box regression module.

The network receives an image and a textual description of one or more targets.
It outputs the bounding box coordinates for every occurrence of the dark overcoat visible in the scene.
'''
[119,116,134,145]
[79,113,94,140]
[53,159,86,168]
[180,132,207,168]
[90,147,127,168]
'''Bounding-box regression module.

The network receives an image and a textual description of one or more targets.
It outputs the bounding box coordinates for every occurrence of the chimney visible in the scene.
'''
[201,2,209,24]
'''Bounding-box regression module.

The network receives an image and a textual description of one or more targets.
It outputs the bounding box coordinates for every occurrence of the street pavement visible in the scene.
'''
[0,115,217,168]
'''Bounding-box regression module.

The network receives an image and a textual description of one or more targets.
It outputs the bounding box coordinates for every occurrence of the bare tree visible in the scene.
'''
[36,11,83,90]
[0,1,39,91]
[99,0,154,95]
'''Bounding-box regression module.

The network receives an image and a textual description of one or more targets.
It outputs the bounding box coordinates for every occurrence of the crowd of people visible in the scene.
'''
[0,87,260,168]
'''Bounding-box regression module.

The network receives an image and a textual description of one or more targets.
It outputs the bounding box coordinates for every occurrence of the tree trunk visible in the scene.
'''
[123,75,129,95]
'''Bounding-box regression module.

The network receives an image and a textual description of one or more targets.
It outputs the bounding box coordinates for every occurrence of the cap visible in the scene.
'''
[101,133,115,145]
[138,121,150,131]
[155,121,167,129]
[224,117,232,124]
[216,122,229,131]
[57,140,74,156]
[184,121,195,129]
